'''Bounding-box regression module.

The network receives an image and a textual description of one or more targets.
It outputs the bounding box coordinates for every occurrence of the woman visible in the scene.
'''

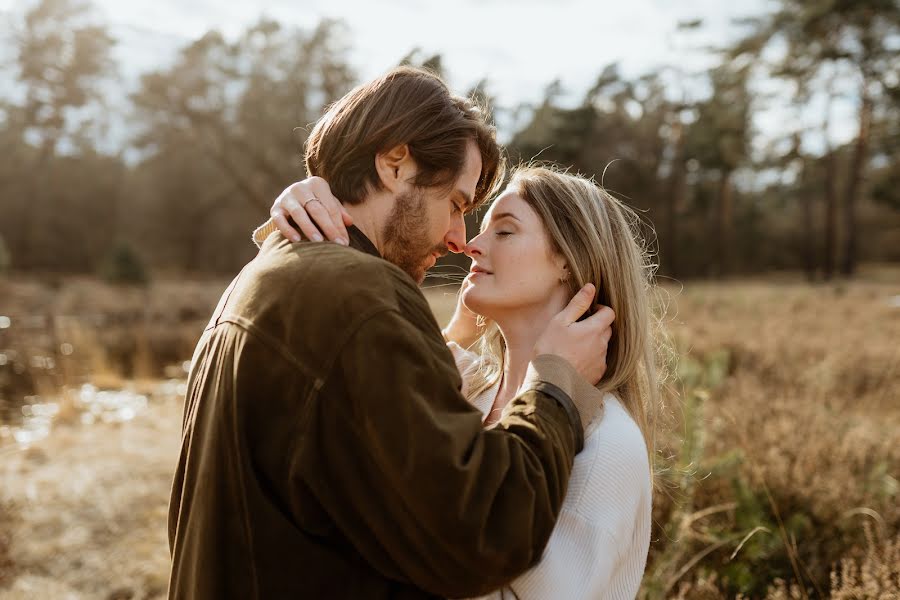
[259,165,662,599]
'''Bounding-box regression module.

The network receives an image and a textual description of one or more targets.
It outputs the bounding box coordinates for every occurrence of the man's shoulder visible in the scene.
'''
[211,238,437,370]
[224,233,455,372]
[230,237,443,352]
[252,237,418,310]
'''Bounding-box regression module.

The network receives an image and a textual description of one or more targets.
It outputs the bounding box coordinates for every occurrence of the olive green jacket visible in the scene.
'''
[168,226,598,599]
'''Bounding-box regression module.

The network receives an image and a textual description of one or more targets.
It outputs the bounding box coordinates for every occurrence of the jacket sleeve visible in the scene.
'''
[302,307,581,598]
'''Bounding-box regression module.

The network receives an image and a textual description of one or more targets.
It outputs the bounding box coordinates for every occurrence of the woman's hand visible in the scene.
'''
[270,177,354,245]
[442,279,485,348]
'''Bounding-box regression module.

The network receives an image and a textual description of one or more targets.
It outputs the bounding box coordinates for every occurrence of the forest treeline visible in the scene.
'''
[0,0,898,281]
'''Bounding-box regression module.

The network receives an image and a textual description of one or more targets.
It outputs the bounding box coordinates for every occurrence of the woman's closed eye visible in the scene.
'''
[495,231,513,237]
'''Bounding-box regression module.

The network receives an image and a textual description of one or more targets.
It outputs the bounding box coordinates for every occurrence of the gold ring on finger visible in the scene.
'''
[302,196,319,209]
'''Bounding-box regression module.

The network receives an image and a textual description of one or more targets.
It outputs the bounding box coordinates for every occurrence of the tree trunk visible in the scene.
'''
[714,169,734,278]
[788,133,815,281]
[21,138,56,270]
[823,150,838,281]
[663,121,684,278]
[801,190,816,282]
[797,160,816,282]
[840,86,873,277]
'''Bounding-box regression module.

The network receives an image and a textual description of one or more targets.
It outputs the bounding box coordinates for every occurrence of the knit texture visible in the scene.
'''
[448,342,651,600]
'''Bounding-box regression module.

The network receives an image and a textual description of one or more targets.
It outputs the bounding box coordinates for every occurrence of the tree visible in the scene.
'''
[7,0,115,269]
[683,62,752,277]
[734,0,900,276]
[509,65,696,277]
[131,19,356,213]
[128,19,357,272]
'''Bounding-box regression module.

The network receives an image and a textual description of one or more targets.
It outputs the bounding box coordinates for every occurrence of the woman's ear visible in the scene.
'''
[375,144,414,193]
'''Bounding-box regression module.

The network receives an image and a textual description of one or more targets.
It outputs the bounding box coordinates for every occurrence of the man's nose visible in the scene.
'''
[445,213,467,254]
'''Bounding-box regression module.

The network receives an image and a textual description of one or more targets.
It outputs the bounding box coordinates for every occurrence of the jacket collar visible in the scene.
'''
[347,225,381,259]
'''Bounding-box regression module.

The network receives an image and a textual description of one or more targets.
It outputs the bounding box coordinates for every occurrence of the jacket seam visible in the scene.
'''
[279,305,399,471]
[214,315,317,380]
[317,305,402,379]
[229,382,261,599]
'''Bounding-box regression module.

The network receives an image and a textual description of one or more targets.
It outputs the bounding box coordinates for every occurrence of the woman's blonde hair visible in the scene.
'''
[465,164,667,476]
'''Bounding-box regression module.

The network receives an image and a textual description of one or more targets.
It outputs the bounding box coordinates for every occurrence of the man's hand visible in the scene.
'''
[533,284,615,385]
[270,177,353,245]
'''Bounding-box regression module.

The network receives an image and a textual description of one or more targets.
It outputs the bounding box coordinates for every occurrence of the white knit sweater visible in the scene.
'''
[447,342,651,600]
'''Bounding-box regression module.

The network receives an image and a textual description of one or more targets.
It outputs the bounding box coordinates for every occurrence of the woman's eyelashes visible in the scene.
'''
[495,231,513,237]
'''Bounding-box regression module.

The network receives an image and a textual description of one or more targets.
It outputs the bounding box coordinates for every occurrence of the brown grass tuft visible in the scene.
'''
[1,274,898,598]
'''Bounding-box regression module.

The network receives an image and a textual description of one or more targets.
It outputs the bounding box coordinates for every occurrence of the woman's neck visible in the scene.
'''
[493,295,568,408]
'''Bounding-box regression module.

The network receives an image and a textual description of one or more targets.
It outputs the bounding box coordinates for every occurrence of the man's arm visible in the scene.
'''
[296,307,582,598]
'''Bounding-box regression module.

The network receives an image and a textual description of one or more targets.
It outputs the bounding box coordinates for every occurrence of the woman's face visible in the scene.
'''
[462,188,569,322]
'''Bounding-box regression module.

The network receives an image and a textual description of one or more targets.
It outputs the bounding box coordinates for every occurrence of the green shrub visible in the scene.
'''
[99,242,149,285]
[0,235,10,275]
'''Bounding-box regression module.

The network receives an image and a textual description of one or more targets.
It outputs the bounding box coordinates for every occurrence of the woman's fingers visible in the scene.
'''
[272,210,303,243]
[306,177,349,244]
[302,198,345,244]
[270,188,304,242]
[281,197,324,243]
[270,178,351,244]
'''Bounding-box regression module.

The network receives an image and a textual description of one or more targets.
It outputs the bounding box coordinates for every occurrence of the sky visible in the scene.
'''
[0,0,860,153]
[92,0,770,103]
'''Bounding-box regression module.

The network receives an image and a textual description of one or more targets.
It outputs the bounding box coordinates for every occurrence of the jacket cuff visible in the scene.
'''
[252,218,278,248]
[523,354,604,445]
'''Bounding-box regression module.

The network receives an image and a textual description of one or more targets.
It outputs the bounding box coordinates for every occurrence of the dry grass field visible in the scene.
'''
[0,268,897,599]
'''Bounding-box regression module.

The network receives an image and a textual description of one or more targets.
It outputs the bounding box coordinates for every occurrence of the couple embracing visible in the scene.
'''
[168,66,661,600]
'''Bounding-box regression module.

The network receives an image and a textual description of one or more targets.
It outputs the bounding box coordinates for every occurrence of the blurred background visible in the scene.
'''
[0,0,898,598]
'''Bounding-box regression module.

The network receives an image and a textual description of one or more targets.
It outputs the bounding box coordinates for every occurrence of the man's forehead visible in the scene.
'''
[458,139,482,200]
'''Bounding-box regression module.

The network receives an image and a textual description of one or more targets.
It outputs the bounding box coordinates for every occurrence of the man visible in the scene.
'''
[168,66,614,599]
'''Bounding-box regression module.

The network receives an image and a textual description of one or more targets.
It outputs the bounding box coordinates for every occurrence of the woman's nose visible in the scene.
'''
[464,234,484,258]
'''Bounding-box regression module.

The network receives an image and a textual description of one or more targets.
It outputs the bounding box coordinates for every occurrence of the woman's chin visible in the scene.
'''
[461,290,497,322]
[461,289,483,312]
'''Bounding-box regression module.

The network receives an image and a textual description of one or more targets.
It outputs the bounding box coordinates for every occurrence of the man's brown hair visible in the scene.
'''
[305,66,504,209]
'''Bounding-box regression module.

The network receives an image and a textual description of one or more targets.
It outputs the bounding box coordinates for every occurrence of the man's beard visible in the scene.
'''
[382,189,445,284]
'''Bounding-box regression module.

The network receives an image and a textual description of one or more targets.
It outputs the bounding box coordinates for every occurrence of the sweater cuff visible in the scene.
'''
[252,218,278,248]
[523,354,603,439]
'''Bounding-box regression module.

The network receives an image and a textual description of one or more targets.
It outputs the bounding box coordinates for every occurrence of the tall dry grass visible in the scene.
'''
[0,275,228,415]
[0,272,897,598]
[428,273,900,598]
[645,276,900,598]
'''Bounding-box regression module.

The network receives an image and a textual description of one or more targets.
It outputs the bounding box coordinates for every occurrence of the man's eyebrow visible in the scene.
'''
[455,189,474,210]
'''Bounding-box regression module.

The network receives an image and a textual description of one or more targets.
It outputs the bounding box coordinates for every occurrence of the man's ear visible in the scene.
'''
[375,144,415,193]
